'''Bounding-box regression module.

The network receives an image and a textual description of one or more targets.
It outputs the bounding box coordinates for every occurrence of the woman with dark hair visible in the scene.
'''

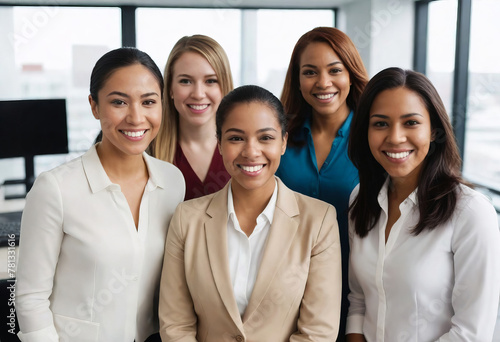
[16,47,185,342]
[150,35,234,200]
[276,26,369,340]
[346,67,500,341]
[159,85,342,341]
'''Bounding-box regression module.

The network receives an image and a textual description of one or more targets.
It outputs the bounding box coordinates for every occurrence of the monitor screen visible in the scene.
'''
[0,99,69,159]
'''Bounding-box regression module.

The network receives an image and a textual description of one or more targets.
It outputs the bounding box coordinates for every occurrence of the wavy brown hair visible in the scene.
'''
[281,27,368,147]
[150,35,234,162]
[348,67,468,237]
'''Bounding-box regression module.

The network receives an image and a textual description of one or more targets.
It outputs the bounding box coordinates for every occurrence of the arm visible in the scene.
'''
[345,187,367,339]
[290,205,342,342]
[15,172,64,342]
[436,192,500,341]
[158,204,198,342]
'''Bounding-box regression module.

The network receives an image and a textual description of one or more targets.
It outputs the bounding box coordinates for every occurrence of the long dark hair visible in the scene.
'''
[281,27,368,147]
[348,67,467,237]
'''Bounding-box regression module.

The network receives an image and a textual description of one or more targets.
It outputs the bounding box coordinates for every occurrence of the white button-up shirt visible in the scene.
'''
[226,181,277,316]
[16,145,185,342]
[346,179,500,341]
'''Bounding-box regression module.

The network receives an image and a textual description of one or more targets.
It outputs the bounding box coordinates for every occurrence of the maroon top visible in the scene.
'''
[174,144,231,201]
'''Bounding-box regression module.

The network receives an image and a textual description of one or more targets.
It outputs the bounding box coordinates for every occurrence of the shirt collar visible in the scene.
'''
[377,176,419,208]
[82,144,163,193]
[227,179,278,226]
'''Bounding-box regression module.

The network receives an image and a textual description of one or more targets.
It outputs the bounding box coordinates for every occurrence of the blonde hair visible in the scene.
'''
[151,35,234,162]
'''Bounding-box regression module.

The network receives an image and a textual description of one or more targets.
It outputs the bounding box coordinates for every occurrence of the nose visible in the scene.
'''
[126,103,145,125]
[241,139,261,159]
[191,82,206,100]
[387,124,406,144]
[316,71,331,89]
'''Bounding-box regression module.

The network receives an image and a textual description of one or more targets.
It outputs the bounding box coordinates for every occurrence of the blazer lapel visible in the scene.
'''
[204,182,244,330]
[242,178,300,323]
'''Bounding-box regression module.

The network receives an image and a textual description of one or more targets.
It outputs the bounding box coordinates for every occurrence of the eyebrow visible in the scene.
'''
[106,91,159,98]
[370,113,424,119]
[176,73,218,78]
[224,127,278,134]
[301,61,343,69]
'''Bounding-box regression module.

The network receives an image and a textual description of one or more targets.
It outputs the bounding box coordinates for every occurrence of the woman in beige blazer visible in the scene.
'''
[159,85,342,342]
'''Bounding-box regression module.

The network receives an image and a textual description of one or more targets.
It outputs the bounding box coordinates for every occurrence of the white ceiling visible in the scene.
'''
[0,0,359,8]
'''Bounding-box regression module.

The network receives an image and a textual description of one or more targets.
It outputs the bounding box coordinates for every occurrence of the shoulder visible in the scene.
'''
[455,184,497,219]
[145,154,185,183]
[451,184,499,242]
[349,184,360,204]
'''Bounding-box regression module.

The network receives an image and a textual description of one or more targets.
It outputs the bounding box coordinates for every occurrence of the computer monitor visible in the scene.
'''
[0,99,69,194]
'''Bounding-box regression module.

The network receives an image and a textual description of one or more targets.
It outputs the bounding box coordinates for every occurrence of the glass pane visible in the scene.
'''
[426,0,457,115]
[463,0,500,191]
[0,6,121,194]
[256,9,334,97]
[136,8,242,86]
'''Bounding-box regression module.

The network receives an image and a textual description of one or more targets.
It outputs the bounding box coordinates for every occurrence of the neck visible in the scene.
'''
[178,117,217,145]
[311,105,350,136]
[96,143,147,182]
[231,179,275,217]
[388,177,417,204]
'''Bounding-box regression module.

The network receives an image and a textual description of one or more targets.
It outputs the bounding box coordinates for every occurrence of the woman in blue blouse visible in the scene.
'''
[276,26,368,341]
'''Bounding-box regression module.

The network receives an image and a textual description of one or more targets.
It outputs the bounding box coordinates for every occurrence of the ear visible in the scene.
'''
[281,132,288,155]
[431,128,436,142]
[89,95,99,120]
[217,140,222,155]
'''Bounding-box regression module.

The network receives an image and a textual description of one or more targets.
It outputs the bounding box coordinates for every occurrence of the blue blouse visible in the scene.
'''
[276,110,359,230]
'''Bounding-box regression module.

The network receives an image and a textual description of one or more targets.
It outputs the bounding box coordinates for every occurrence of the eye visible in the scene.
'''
[179,78,191,84]
[329,68,342,74]
[111,99,126,105]
[227,136,243,142]
[406,120,419,126]
[260,135,276,141]
[301,69,316,76]
[206,78,218,84]
[143,99,157,106]
[372,121,388,128]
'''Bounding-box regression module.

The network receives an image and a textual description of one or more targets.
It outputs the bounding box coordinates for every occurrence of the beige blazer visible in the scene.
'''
[159,178,341,342]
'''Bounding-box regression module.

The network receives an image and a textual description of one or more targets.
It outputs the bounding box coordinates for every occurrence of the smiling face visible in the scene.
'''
[299,42,351,119]
[219,101,287,196]
[170,51,223,128]
[89,63,162,158]
[368,87,433,188]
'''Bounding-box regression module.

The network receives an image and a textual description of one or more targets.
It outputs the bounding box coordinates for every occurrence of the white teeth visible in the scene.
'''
[122,130,146,137]
[386,151,410,159]
[189,104,209,110]
[240,165,264,172]
[315,93,335,100]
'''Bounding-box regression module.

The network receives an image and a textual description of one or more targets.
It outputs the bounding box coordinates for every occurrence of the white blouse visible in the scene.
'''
[347,180,500,342]
[15,145,185,342]
[226,181,277,316]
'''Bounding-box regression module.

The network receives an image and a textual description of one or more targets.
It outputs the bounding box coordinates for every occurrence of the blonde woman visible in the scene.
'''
[151,35,234,200]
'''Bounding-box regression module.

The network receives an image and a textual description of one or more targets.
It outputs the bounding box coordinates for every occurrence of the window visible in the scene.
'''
[0,6,120,190]
[463,0,500,193]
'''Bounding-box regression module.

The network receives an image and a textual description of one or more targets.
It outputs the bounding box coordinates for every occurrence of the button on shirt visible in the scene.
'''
[347,180,500,341]
[227,181,277,316]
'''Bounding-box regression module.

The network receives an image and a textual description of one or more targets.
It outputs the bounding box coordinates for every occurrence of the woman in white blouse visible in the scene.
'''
[346,67,500,342]
[158,85,342,341]
[15,47,185,342]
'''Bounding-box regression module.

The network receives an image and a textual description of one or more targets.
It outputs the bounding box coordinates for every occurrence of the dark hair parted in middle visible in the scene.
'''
[281,26,368,147]
[216,85,287,140]
[349,67,467,238]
